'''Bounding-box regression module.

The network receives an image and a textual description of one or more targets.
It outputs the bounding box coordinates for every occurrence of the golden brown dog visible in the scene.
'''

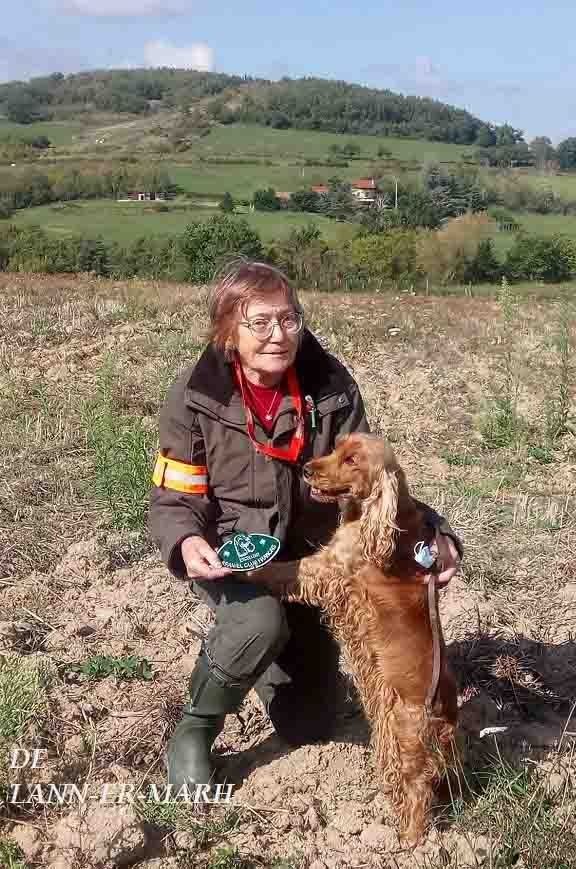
[250,433,458,844]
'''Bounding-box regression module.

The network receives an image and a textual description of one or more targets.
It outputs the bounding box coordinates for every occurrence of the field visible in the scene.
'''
[11,199,357,245]
[1,273,576,869]
[490,211,576,255]
[180,124,474,164]
[0,119,85,146]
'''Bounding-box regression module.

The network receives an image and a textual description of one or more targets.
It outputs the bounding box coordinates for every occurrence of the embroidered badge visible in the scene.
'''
[217,533,281,571]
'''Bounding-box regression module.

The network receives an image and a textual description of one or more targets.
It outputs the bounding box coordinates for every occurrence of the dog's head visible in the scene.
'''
[303,433,410,567]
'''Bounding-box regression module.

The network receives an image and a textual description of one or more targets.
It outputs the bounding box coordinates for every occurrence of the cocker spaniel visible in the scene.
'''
[250,432,459,844]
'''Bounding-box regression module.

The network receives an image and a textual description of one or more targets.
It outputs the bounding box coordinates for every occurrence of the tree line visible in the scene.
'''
[0,162,177,218]
[0,69,244,123]
[0,68,502,147]
[2,212,574,288]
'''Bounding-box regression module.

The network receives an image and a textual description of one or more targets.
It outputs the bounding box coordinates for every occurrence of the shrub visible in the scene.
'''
[504,234,573,283]
[416,212,497,284]
[350,229,419,286]
[179,214,263,283]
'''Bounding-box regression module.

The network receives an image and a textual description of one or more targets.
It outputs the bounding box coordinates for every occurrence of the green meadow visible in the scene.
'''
[11,198,357,245]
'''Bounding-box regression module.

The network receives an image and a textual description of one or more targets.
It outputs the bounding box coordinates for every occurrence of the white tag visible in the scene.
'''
[414,541,436,569]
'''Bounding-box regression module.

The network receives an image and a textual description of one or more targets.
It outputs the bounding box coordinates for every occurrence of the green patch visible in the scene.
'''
[0,656,53,744]
[81,355,155,530]
[479,397,530,450]
[218,533,280,571]
[441,450,480,466]
[527,443,555,464]
[0,841,28,869]
[445,757,576,869]
[135,800,242,847]
[67,654,153,682]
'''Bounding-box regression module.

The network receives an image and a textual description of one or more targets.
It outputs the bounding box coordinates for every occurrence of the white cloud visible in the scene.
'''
[63,0,191,16]
[144,39,213,71]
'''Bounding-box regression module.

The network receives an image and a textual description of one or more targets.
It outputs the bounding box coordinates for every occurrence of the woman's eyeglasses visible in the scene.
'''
[239,312,304,340]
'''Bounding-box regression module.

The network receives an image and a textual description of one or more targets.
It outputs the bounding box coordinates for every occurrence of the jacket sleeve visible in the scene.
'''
[148,374,216,579]
[339,376,463,560]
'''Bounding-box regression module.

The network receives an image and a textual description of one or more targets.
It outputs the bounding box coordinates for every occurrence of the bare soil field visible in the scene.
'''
[1,273,575,869]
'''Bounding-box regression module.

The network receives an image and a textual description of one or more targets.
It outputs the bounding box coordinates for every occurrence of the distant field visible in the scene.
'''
[0,119,85,146]
[169,161,382,199]
[520,172,576,199]
[186,124,474,163]
[10,198,357,245]
[490,211,576,255]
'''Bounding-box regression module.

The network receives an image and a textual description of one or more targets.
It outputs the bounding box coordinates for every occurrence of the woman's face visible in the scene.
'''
[233,291,300,385]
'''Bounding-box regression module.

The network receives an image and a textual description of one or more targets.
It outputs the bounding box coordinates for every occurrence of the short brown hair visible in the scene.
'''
[207,258,303,358]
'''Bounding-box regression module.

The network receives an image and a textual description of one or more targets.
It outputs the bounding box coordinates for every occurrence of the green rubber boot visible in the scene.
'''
[167,642,257,795]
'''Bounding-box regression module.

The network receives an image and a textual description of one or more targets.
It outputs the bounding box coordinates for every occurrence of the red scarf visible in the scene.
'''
[233,359,305,463]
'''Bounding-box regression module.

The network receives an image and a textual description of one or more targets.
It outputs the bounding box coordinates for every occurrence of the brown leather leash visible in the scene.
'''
[423,529,454,713]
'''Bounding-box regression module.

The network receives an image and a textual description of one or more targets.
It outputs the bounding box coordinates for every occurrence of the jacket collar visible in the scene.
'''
[185,329,345,411]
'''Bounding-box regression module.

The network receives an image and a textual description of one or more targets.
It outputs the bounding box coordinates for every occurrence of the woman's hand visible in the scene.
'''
[430,534,461,587]
[181,536,234,580]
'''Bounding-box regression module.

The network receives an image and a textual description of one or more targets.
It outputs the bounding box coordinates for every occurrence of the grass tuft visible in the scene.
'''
[82,354,156,530]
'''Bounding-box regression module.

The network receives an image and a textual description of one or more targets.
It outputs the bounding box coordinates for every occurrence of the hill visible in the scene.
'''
[0,67,493,146]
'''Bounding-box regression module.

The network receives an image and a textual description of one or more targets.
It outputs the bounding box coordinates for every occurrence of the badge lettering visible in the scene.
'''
[218,533,280,571]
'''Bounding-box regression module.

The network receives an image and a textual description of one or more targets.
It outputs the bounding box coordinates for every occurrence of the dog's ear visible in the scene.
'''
[359,464,400,567]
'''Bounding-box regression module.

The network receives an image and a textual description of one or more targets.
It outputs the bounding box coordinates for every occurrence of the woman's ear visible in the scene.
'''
[359,464,400,567]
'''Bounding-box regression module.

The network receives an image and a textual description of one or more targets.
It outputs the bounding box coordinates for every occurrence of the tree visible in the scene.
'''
[505,234,573,283]
[530,136,556,169]
[219,192,235,213]
[475,125,497,147]
[179,214,263,283]
[78,237,110,277]
[557,138,576,170]
[288,190,321,213]
[350,230,419,285]
[495,123,524,146]
[5,91,46,124]
[464,239,501,284]
[253,188,281,211]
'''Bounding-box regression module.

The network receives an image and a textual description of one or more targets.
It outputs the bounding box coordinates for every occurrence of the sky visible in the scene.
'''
[1,0,575,143]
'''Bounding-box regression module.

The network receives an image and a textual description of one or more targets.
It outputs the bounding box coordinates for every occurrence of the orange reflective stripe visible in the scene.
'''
[152,454,208,495]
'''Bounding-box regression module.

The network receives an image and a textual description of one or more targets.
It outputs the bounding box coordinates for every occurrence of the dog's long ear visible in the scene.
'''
[359,464,401,567]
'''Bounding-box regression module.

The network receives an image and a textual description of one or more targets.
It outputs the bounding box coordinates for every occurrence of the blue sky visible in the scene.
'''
[2,0,575,143]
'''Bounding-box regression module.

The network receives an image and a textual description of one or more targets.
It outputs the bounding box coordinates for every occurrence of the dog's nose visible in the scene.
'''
[302,463,313,481]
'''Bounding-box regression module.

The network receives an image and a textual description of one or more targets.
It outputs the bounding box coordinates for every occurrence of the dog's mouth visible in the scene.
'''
[309,482,352,502]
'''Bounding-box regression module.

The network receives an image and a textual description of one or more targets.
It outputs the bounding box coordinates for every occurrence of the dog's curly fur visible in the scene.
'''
[249,433,458,844]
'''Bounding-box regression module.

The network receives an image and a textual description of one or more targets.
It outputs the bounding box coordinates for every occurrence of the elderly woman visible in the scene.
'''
[149,259,462,792]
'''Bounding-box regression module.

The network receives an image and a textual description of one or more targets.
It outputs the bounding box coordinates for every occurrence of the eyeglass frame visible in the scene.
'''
[237,311,304,340]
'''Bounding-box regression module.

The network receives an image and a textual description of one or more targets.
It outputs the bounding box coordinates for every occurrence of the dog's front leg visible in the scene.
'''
[245,551,333,606]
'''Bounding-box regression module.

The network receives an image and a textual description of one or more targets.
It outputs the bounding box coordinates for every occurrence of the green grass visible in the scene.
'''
[490,211,576,256]
[515,169,576,199]
[67,654,153,681]
[11,198,357,245]
[82,355,156,530]
[170,160,380,199]
[0,841,28,869]
[0,119,84,146]
[0,656,54,745]
[187,122,474,163]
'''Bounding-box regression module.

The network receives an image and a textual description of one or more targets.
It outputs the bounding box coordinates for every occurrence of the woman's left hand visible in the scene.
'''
[430,534,461,587]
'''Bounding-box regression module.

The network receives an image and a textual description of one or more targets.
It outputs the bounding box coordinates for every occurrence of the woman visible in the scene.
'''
[149,259,462,793]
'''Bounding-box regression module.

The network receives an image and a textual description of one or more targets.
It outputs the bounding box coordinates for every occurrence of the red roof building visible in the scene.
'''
[351,177,380,203]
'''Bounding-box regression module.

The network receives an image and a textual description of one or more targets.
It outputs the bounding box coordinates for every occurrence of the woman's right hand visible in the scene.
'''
[181,535,234,580]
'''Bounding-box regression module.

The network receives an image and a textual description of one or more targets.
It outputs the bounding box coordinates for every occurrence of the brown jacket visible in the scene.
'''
[149,329,461,579]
